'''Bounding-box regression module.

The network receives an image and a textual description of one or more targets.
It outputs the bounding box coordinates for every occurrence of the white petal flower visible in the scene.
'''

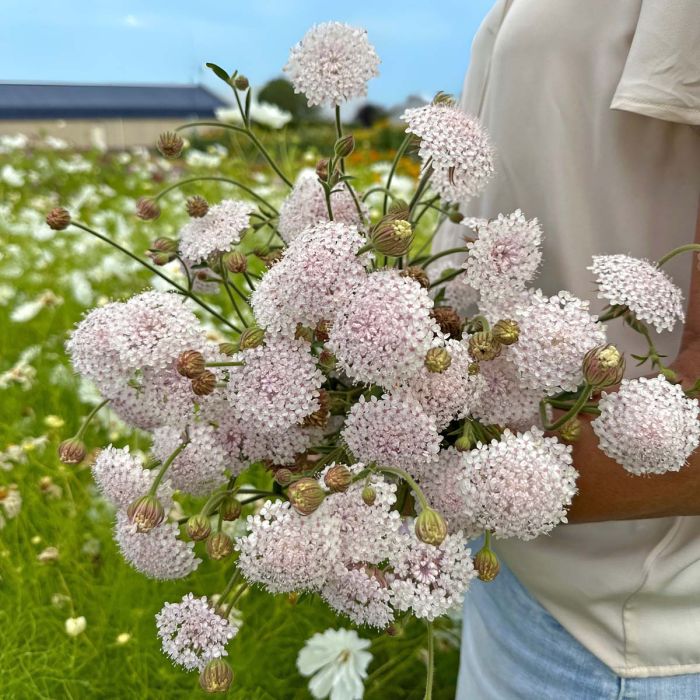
[65,616,87,637]
[297,628,372,700]
[284,23,380,107]
[592,375,700,474]
[589,254,685,333]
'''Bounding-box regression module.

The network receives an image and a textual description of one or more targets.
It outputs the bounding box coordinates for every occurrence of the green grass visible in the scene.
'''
[0,130,456,699]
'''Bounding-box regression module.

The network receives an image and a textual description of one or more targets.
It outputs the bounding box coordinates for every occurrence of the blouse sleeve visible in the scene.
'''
[611,0,700,126]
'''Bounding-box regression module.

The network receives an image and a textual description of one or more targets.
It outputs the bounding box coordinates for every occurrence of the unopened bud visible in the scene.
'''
[425,347,452,373]
[220,496,242,521]
[492,319,520,346]
[186,195,209,218]
[401,266,430,289]
[46,207,71,230]
[199,658,234,694]
[206,532,234,560]
[558,417,582,444]
[334,134,355,158]
[473,545,500,582]
[135,197,160,221]
[468,331,502,362]
[361,485,376,506]
[218,342,237,356]
[582,344,625,388]
[191,370,217,396]
[186,513,212,541]
[295,324,314,343]
[432,306,463,339]
[224,251,247,274]
[177,350,205,378]
[233,74,249,90]
[415,508,447,546]
[156,131,184,159]
[315,158,329,181]
[58,437,87,465]
[314,320,332,343]
[324,464,352,493]
[455,423,476,452]
[275,468,294,487]
[468,362,480,376]
[448,210,464,223]
[261,249,283,268]
[303,389,330,428]
[432,91,455,106]
[287,477,325,515]
[318,350,337,370]
[238,326,265,350]
[127,494,165,533]
[371,218,413,257]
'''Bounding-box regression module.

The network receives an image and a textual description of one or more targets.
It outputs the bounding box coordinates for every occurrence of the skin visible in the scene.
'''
[567,201,700,523]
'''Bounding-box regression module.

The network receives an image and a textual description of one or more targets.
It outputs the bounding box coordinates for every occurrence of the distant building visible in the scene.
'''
[0,82,228,149]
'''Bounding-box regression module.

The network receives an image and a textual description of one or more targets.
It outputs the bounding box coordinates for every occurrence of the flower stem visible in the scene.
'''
[657,244,700,268]
[375,465,429,509]
[383,135,412,215]
[75,398,110,439]
[541,383,592,432]
[205,361,245,367]
[148,441,187,495]
[219,261,249,327]
[424,621,435,700]
[71,222,242,333]
[420,247,469,269]
[427,267,466,289]
[408,164,434,221]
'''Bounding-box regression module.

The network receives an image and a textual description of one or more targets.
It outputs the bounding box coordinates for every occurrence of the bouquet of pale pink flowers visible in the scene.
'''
[46,21,700,698]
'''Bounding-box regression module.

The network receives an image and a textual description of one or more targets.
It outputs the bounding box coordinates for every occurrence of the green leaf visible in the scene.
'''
[205,62,231,83]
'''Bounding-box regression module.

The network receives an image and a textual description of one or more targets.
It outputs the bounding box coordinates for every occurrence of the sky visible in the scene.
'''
[0,0,495,106]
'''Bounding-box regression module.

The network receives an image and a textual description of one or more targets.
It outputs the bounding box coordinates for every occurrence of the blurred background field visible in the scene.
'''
[0,121,460,699]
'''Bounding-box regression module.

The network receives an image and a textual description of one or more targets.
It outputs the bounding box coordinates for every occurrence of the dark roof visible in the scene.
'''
[0,82,228,120]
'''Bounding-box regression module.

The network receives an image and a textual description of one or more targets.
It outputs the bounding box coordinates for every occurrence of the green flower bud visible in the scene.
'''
[206,532,234,560]
[287,477,325,515]
[238,327,265,351]
[370,218,414,257]
[324,464,352,493]
[186,513,212,541]
[334,134,355,158]
[558,417,582,444]
[199,658,234,694]
[468,331,502,362]
[492,319,520,346]
[220,496,242,521]
[415,508,448,546]
[191,370,217,396]
[424,347,452,373]
[218,342,237,356]
[233,74,249,91]
[361,485,376,506]
[473,545,500,582]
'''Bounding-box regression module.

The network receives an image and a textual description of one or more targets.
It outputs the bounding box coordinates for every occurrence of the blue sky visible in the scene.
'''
[0,0,494,105]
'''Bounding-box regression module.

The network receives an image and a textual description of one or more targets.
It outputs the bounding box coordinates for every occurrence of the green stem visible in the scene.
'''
[176,122,293,188]
[424,621,434,700]
[152,176,278,214]
[413,196,442,226]
[484,530,492,550]
[75,399,110,439]
[542,383,592,432]
[219,262,249,327]
[420,247,469,269]
[148,441,187,495]
[408,165,434,220]
[71,222,241,333]
[428,267,465,289]
[205,361,245,367]
[597,305,627,323]
[219,568,241,602]
[383,134,412,215]
[375,466,429,509]
[657,244,700,268]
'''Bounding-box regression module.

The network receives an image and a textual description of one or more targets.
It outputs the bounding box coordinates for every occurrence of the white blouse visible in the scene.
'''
[434,0,700,677]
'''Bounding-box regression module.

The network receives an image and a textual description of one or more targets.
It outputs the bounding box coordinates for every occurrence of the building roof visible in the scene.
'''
[0,82,228,120]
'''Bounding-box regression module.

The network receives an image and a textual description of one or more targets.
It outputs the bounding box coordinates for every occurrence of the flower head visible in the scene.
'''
[328,270,438,387]
[460,429,578,539]
[592,375,700,474]
[297,628,372,700]
[589,254,685,333]
[284,22,380,107]
[156,593,237,671]
[178,199,254,263]
[278,170,368,243]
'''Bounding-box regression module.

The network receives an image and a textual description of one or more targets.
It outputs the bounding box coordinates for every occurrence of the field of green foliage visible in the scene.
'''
[0,124,461,699]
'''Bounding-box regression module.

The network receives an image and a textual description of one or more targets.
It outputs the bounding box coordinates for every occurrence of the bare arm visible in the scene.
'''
[567,201,700,523]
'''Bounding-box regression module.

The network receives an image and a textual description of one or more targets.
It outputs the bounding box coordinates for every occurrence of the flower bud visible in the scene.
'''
[177,349,205,378]
[468,362,480,376]
[582,344,625,388]
[156,131,184,159]
[275,468,294,487]
[370,218,414,257]
[414,508,447,546]
[468,331,502,362]
[318,350,337,371]
[432,91,455,106]
[135,197,161,221]
[401,266,430,289]
[492,319,520,346]
[361,485,376,506]
[186,513,212,541]
[224,251,248,274]
[473,545,500,582]
[314,320,332,343]
[334,134,355,158]
[238,326,265,350]
[287,477,325,515]
[186,195,209,218]
[191,370,217,396]
[295,324,314,343]
[455,423,476,452]
[324,464,352,493]
[219,342,237,356]
[315,158,329,181]
[206,532,234,560]
[58,437,86,464]
[199,658,234,694]
[448,209,464,223]
[127,494,165,533]
[558,417,582,444]
[233,74,249,90]
[220,496,242,521]
[261,249,283,268]
[431,306,463,339]
[424,347,452,373]
[46,207,71,230]
[303,389,330,428]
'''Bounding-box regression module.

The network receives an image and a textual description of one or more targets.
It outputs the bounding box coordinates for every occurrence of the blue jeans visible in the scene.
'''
[457,555,700,699]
